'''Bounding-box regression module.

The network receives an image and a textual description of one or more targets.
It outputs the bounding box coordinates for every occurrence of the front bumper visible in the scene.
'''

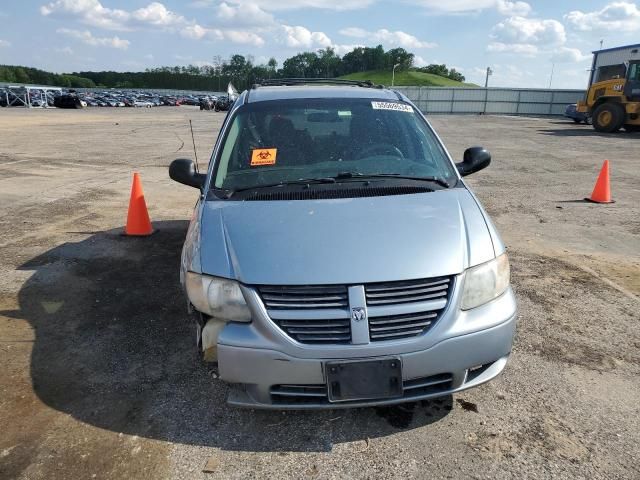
[217,288,518,409]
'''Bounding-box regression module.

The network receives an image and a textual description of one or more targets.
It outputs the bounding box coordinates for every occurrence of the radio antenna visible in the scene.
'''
[189,119,200,172]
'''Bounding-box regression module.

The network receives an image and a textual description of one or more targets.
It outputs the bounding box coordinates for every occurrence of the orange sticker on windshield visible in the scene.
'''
[251,148,277,166]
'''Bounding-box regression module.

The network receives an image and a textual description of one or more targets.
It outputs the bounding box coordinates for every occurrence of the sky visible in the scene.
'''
[0,0,639,88]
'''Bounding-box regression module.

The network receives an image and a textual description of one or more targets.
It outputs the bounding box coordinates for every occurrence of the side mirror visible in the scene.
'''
[169,158,206,190]
[456,147,491,177]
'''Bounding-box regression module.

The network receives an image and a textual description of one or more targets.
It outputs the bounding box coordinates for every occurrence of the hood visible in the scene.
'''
[199,189,495,285]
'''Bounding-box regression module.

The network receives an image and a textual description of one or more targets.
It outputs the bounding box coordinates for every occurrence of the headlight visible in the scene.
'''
[461,253,510,310]
[185,272,252,322]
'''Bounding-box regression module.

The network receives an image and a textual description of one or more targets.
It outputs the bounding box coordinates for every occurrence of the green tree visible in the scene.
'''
[13,67,30,84]
[267,57,277,78]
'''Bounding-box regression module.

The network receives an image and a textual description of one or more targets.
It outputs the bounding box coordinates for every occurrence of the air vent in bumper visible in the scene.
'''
[270,373,453,405]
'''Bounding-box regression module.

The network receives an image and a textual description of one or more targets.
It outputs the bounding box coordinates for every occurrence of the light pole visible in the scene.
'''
[392,63,400,86]
[484,67,493,88]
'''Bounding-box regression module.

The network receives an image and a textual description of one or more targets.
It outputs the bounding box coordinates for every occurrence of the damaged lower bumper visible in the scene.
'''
[218,313,517,409]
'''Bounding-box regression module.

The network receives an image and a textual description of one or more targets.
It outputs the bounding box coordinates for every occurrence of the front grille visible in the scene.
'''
[369,310,438,341]
[365,277,451,305]
[272,317,352,344]
[259,285,349,309]
[259,276,452,345]
[270,373,453,405]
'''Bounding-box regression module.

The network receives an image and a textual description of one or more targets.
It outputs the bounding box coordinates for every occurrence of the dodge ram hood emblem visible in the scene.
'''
[351,307,366,321]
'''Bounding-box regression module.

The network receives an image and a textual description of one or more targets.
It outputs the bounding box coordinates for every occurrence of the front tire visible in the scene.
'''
[592,103,625,133]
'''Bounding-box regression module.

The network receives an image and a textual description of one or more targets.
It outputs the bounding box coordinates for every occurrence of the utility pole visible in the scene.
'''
[548,62,555,89]
[392,63,400,86]
[599,39,604,50]
[484,67,493,88]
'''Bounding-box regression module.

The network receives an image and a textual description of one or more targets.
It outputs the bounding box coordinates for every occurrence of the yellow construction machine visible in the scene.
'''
[577,56,640,133]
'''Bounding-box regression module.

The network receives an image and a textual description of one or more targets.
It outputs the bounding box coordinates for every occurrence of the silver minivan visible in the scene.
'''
[169,79,517,409]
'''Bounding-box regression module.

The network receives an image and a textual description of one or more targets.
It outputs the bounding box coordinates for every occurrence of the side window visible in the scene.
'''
[214,117,241,188]
[596,64,626,82]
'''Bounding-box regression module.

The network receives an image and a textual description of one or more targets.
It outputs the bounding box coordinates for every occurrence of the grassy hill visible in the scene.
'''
[340,70,476,87]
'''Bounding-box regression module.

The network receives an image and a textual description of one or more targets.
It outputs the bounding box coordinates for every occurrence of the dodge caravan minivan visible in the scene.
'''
[169,79,517,409]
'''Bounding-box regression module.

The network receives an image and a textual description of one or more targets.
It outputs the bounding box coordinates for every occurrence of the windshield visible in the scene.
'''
[212,97,457,191]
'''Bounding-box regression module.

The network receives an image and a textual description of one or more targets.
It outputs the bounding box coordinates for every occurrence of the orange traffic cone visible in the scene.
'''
[585,160,614,204]
[125,172,154,235]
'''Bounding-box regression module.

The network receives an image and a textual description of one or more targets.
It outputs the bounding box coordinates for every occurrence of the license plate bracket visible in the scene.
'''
[326,358,403,402]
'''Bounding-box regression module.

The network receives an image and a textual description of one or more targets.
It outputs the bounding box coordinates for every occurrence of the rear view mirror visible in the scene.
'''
[456,147,491,177]
[307,112,341,122]
[169,158,206,189]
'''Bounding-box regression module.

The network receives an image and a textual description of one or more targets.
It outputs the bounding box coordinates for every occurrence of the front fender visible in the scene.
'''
[180,199,203,290]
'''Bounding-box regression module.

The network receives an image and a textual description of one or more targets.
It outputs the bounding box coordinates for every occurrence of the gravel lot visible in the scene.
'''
[0,108,638,480]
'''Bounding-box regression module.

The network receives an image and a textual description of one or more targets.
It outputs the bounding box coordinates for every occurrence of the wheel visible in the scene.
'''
[624,124,640,132]
[592,103,625,133]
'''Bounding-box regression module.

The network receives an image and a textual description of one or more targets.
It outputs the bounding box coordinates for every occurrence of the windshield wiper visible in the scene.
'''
[333,172,450,188]
[224,177,337,197]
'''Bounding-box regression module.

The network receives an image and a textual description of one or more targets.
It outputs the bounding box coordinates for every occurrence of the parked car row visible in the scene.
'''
[1,87,233,109]
[199,95,235,112]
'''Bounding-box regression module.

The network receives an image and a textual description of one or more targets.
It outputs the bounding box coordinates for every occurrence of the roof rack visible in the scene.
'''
[251,78,385,89]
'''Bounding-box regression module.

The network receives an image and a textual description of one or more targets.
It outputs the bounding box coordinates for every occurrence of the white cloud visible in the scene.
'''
[224,29,265,46]
[281,25,332,48]
[564,2,640,32]
[487,42,538,55]
[41,0,187,30]
[223,0,374,11]
[331,43,364,55]
[408,0,530,16]
[340,28,436,49]
[41,0,130,30]
[217,2,274,27]
[180,24,264,46]
[0,39,10,47]
[413,55,429,67]
[40,0,278,48]
[180,24,208,39]
[496,0,531,16]
[491,16,566,45]
[551,47,590,63]
[57,28,130,49]
[131,2,185,26]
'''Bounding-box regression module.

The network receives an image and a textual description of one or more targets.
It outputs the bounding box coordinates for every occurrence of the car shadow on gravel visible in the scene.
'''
[6,220,451,453]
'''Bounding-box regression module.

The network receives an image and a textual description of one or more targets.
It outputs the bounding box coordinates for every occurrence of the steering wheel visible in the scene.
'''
[356,143,405,160]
